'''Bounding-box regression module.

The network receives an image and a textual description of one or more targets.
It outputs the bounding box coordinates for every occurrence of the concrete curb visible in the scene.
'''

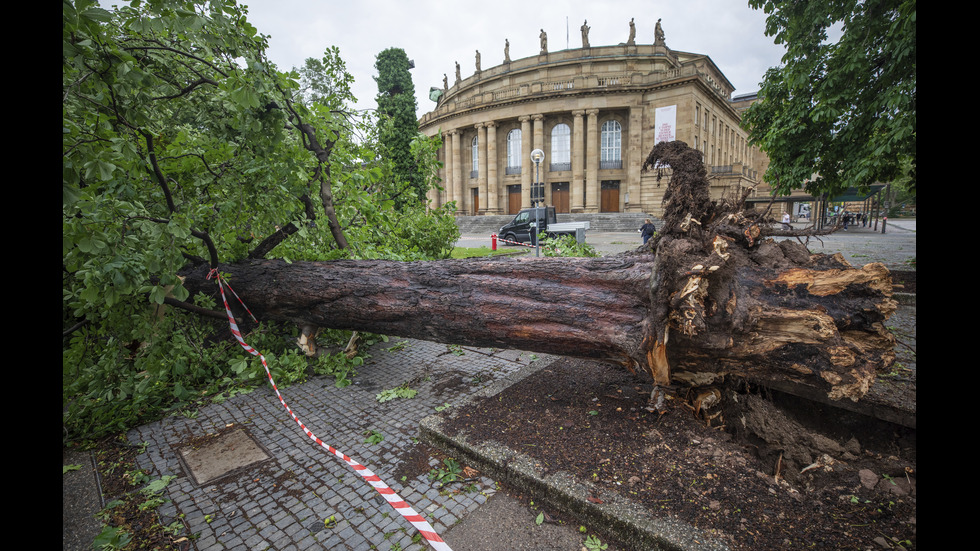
[420,356,731,551]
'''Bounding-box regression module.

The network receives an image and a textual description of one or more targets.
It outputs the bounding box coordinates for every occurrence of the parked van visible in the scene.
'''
[498,207,589,245]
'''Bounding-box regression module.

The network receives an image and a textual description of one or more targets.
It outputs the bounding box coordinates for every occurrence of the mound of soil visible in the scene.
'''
[441,357,916,550]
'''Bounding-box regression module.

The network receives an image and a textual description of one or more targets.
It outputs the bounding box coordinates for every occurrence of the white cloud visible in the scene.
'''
[107,0,789,116]
[242,0,788,116]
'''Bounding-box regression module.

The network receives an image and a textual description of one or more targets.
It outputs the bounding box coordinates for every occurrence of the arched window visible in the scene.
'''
[506,129,522,174]
[471,136,479,177]
[600,120,622,169]
[550,123,570,171]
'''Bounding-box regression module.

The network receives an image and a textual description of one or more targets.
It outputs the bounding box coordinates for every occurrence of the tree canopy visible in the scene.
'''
[62,0,456,441]
[742,0,916,198]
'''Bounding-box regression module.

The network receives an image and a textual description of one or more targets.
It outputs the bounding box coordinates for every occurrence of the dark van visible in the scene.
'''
[498,207,556,244]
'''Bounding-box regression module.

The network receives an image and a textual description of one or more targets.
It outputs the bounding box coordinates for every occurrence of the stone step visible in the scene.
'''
[456,213,658,234]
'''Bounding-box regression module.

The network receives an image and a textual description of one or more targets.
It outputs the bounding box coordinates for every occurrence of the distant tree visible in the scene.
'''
[374,48,426,204]
[743,0,916,198]
[296,46,355,111]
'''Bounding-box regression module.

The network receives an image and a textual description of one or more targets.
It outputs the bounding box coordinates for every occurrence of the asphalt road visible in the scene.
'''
[458,218,916,271]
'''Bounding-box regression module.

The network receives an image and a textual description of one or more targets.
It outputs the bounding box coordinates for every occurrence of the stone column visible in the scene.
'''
[426,141,440,209]
[520,115,532,209]
[486,121,499,214]
[444,130,455,208]
[427,172,440,209]
[585,109,599,212]
[476,123,487,215]
[571,110,585,212]
[451,129,465,215]
[626,106,643,212]
[532,114,545,205]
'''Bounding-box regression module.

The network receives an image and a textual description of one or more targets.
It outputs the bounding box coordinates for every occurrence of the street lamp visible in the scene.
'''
[530,149,544,256]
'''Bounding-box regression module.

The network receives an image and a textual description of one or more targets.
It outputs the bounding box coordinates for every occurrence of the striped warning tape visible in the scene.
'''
[493,234,569,255]
[458,233,568,254]
[206,269,453,551]
[493,235,534,248]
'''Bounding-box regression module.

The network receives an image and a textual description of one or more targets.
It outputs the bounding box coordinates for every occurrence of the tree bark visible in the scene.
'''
[181,247,896,403]
[184,255,656,366]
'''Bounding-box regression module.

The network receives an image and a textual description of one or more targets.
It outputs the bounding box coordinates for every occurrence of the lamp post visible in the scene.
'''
[530,149,544,256]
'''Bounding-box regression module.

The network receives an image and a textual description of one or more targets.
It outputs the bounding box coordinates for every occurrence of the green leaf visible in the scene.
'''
[79,6,113,23]
[142,475,176,495]
[149,285,168,305]
[171,283,190,302]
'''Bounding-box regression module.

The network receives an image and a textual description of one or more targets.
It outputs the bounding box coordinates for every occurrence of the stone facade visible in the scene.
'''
[419,25,765,218]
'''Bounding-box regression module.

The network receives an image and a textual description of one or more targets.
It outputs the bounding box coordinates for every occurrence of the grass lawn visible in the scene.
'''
[450,245,528,259]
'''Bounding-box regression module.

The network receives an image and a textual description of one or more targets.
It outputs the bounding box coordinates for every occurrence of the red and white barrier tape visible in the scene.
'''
[493,235,534,248]
[206,269,453,551]
[494,234,567,255]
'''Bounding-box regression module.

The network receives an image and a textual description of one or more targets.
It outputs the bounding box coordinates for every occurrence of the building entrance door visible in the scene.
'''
[600,181,620,212]
[508,185,522,214]
[551,182,569,213]
[471,188,479,215]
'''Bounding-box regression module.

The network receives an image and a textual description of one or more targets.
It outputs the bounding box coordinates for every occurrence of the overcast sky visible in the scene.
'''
[240,0,788,118]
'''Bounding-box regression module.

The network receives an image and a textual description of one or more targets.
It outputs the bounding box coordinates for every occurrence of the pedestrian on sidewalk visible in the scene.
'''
[639,218,656,244]
[781,212,791,230]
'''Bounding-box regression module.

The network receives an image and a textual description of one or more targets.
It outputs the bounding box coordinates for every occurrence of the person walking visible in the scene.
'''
[640,218,656,244]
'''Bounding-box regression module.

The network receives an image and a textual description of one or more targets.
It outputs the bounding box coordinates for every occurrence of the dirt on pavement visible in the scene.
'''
[437,325,916,550]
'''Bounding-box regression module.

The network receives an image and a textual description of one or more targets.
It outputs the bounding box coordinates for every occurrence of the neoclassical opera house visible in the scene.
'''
[419,19,766,218]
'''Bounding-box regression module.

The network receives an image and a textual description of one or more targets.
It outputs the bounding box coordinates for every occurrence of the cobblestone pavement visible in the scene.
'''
[126,339,550,551]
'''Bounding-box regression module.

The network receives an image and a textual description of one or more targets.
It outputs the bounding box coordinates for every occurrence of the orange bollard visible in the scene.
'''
[491,233,497,250]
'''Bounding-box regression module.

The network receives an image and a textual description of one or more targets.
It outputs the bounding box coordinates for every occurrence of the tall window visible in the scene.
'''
[471,136,479,177]
[550,123,570,171]
[506,129,522,174]
[600,120,621,169]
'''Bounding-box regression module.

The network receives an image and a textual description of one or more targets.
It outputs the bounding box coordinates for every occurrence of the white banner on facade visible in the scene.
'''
[653,105,677,168]
[654,105,676,144]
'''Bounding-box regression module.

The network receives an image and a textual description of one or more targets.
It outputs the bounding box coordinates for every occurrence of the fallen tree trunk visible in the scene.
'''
[180,141,897,405]
[181,246,895,404]
[183,255,656,365]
